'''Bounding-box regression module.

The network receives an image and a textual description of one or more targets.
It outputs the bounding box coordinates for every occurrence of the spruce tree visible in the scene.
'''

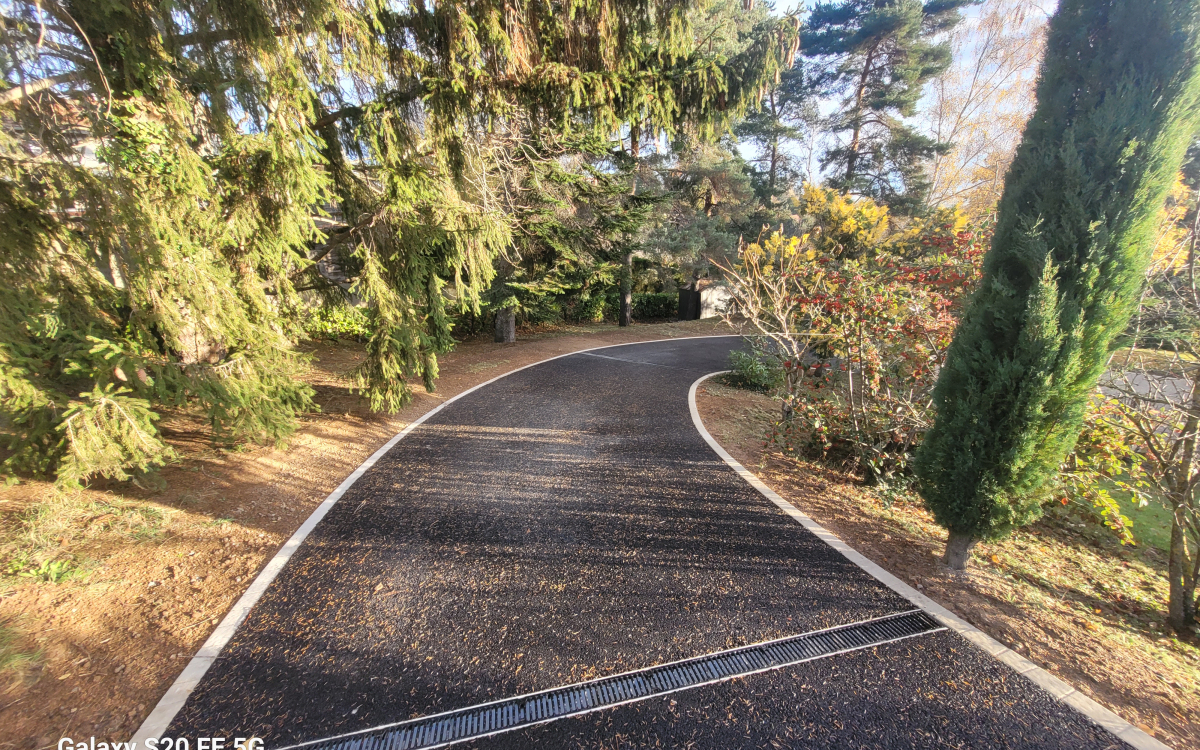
[914,0,1200,570]
[803,0,972,213]
[487,135,658,327]
[0,0,797,485]
[614,0,800,325]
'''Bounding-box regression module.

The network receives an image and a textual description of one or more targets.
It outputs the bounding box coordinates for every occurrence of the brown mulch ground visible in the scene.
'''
[0,319,730,749]
[695,379,1200,750]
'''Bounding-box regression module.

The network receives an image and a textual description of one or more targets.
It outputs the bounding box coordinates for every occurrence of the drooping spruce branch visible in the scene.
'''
[1,0,798,485]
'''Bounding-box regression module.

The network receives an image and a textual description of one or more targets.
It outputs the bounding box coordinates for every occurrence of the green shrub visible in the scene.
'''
[603,292,621,321]
[563,294,609,323]
[512,299,564,328]
[632,292,677,320]
[303,306,372,341]
[725,350,782,392]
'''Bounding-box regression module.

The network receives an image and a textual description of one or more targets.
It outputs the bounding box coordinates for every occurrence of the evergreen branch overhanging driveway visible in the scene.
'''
[143,336,1147,749]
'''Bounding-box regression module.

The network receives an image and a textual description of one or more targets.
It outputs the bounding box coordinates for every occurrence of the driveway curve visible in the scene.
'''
[163,336,1127,748]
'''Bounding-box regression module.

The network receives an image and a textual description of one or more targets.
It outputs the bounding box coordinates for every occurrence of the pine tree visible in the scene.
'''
[735,65,814,203]
[650,141,759,264]
[0,0,797,485]
[914,0,1200,570]
[803,0,972,213]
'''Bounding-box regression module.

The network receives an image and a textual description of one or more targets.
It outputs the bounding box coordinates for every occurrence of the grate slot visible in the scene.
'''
[281,610,942,750]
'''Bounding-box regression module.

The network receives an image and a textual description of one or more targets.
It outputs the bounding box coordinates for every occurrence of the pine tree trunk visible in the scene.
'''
[494,308,515,343]
[620,252,633,327]
[845,44,877,186]
[768,89,780,193]
[942,530,977,571]
[622,122,639,329]
[769,141,778,194]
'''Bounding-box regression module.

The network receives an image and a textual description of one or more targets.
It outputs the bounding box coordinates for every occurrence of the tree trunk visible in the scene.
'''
[1167,518,1197,632]
[1168,366,1200,632]
[768,90,779,193]
[619,252,633,327]
[769,140,779,194]
[494,308,515,343]
[621,122,639,329]
[845,44,877,186]
[1189,193,1200,306]
[942,530,977,571]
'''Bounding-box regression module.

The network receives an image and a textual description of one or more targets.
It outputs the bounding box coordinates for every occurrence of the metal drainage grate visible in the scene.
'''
[284,610,943,750]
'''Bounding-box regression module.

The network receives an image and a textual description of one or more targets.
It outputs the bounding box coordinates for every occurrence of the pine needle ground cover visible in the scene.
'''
[0,319,728,746]
[696,381,1200,750]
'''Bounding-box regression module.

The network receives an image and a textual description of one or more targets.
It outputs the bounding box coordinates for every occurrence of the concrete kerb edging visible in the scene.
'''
[688,371,1171,750]
[130,333,742,746]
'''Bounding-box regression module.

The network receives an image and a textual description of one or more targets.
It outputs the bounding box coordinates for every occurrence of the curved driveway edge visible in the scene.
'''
[134,336,1165,749]
[130,334,741,746]
[689,371,1170,750]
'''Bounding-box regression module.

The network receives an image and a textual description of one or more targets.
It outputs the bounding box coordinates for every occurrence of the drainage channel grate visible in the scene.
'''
[283,610,943,750]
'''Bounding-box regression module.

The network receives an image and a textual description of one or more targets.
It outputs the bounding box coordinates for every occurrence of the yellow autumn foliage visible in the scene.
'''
[888,207,972,257]
[1149,175,1194,272]
[793,184,973,260]
[800,184,890,259]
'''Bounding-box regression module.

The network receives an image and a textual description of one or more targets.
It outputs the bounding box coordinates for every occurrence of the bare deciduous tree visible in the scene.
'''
[924,0,1048,214]
[1102,182,1200,634]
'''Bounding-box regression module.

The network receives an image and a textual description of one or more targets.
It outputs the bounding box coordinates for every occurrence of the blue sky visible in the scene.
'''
[736,0,1056,185]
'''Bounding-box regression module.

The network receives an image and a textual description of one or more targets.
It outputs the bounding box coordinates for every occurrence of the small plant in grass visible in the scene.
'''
[7,557,78,583]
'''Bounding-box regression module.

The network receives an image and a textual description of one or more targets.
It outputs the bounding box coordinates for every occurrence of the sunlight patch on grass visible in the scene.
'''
[1,491,172,581]
[0,624,38,682]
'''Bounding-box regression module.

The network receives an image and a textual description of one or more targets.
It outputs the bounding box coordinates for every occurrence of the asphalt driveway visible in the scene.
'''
[166,336,1126,748]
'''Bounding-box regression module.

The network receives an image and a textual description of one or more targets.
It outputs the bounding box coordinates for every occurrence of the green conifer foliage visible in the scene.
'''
[734,64,813,203]
[1,0,796,485]
[488,135,655,324]
[803,0,972,213]
[914,0,1200,568]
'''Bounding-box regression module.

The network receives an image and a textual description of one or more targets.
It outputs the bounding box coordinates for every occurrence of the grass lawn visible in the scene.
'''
[1121,492,1175,554]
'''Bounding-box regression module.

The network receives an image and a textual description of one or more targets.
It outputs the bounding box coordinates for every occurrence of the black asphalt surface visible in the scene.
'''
[167,337,1128,748]
[464,631,1123,750]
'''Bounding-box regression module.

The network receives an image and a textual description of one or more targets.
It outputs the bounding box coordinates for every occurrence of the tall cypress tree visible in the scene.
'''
[915,0,1200,570]
[803,0,971,213]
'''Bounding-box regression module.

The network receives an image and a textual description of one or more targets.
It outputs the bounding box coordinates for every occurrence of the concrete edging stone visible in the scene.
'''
[688,370,1171,750]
